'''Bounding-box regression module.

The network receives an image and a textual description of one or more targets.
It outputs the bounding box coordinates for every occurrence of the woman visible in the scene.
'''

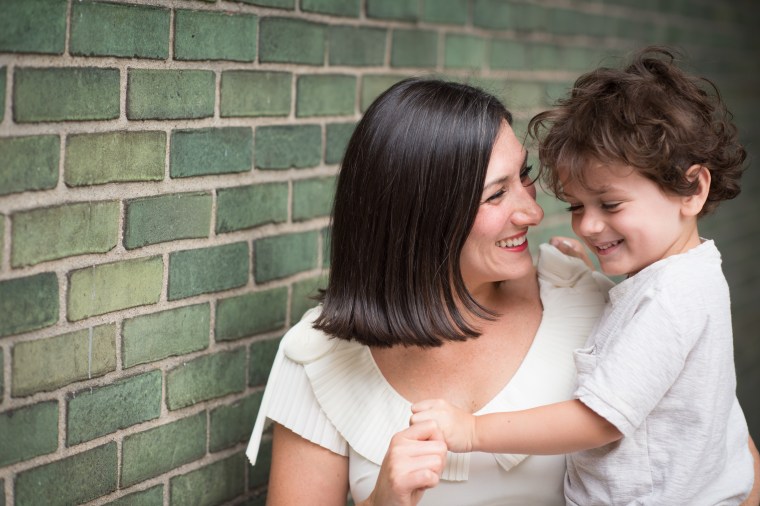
[246,78,759,505]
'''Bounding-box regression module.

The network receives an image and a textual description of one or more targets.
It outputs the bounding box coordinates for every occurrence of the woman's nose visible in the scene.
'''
[513,183,544,226]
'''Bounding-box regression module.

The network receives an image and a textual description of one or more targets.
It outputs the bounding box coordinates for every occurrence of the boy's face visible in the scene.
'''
[560,161,698,277]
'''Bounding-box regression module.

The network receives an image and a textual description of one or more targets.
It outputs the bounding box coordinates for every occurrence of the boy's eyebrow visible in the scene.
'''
[483,151,529,190]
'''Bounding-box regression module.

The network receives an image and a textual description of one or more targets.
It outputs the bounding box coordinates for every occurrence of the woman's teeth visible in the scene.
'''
[497,236,526,248]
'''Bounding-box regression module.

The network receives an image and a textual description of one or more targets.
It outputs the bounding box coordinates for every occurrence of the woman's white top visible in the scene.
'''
[246,244,612,505]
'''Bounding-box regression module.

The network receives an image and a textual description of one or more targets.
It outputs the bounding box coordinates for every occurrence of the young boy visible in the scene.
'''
[411,47,755,505]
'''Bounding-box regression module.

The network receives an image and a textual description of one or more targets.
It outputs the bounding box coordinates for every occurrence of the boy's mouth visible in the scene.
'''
[595,239,623,253]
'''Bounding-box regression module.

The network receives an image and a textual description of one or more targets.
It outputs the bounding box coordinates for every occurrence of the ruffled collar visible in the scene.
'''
[283,244,610,481]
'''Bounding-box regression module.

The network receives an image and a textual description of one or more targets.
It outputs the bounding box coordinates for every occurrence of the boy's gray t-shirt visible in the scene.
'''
[565,240,753,505]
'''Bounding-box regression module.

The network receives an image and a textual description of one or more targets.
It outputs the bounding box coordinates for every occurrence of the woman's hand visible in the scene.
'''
[550,236,595,270]
[411,399,476,453]
[360,420,447,506]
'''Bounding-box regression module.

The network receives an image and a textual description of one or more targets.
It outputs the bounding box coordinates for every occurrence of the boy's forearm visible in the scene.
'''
[472,399,622,455]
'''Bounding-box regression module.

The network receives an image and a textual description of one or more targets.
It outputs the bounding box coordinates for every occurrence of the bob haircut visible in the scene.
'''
[530,46,745,216]
[313,78,512,348]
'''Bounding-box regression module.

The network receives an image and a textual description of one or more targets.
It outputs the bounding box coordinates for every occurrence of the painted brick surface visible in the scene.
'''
[472,0,513,29]
[67,257,163,321]
[12,324,117,397]
[255,125,322,169]
[391,29,437,68]
[65,131,165,186]
[360,75,405,111]
[175,10,257,62]
[67,370,162,445]
[297,74,356,117]
[0,67,5,122]
[15,443,117,506]
[293,176,336,221]
[0,401,58,467]
[170,453,246,506]
[421,0,467,24]
[168,242,249,300]
[367,0,418,21]
[0,135,59,196]
[254,231,319,282]
[12,201,119,267]
[171,127,253,178]
[215,287,288,341]
[108,486,163,506]
[249,438,273,489]
[209,392,263,451]
[0,348,3,402]
[248,339,280,387]
[291,274,327,320]
[121,412,206,486]
[237,0,294,7]
[0,0,67,54]
[328,26,386,66]
[259,18,325,65]
[444,34,486,69]
[0,273,59,338]
[122,303,209,368]
[127,69,215,120]
[303,0,360,17]
[221,71,291,117]
[125,192,212,249]
[166,349,246,410]
[14,67,119,122]
[325,122,356,164]
[70,1,170,59]
[216,183,288,233]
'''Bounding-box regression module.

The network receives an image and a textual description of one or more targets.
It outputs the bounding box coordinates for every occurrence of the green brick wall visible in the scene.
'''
[0,0,758,504]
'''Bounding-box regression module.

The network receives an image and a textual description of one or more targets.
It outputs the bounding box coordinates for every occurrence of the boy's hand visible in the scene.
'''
[410,399,477,453]
[550,236,595,270]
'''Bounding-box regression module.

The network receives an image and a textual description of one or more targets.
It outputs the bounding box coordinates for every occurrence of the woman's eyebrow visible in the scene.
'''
[483,152,529,189]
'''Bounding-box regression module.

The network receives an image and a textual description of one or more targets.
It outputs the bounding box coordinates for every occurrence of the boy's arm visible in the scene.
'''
[411,398,622,455]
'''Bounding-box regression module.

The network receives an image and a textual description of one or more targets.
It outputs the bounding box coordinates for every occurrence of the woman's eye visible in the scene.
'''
[484,189,506,203]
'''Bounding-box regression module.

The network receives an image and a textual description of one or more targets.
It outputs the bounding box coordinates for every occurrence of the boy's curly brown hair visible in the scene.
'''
[529,46,746,216]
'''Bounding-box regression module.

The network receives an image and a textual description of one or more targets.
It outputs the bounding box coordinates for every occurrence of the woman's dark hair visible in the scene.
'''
[530,46,746,216]
[313,78,512,348]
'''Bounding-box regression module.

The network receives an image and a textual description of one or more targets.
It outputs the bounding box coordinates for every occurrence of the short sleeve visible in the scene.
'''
[245,335,348,466]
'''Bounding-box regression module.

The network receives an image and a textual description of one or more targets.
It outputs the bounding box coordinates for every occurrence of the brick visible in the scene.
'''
[255,125,321,169]
[170,453,245,506]
[175,10,257,62]
[249,438,272,488]
[0,135,59,196]
[0,348,3,402]
[12,201,119,267]
[328,26,386,66]
[65,131,165,186]
[122,304,209,368]
[215,287,287,341]
[70,1,169,59]
[297,75,356,117]
[210,393,263,451]
[233,0,294,7]
[421,0,467,24]
[125,192,211,249]
[361,75,405,112]
[303,0,359,17]
[127,69,214,120]
[367,0,418,21]
[107,485,163,506]
[326,122,356,164]
[15,443,117,506]
[250,337,281,386]
[14,67,119,122]
[121,412,206,487]
[0,273,58,338]
[259,18,325,65]
[444,34,486,70]
[502,81,544,110]
[562,46,603,73]
[67,371,162,445]
[322,227,331,267]
[68,257,163,321]
[168,243,249,300]
[170,127,252,178]
[220,71,291,117]
[0,67,5,122]
[0,0,66,54]
[490,39,528,70]
[0,479,3,506]
[0,402,58,467]
[216,183,288,233]
[293,176,336,221]
[391,29,437,68]
[166,349,246,410]
[291,274,327,320]
[12,324,117,397]
[254,231,319,282]
[530,43,561,70]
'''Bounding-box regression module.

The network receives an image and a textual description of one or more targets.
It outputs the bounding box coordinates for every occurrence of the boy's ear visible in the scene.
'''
[681,164,710,217]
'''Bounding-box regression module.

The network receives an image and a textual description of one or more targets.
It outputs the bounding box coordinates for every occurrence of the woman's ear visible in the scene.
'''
[681,164,711,217]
